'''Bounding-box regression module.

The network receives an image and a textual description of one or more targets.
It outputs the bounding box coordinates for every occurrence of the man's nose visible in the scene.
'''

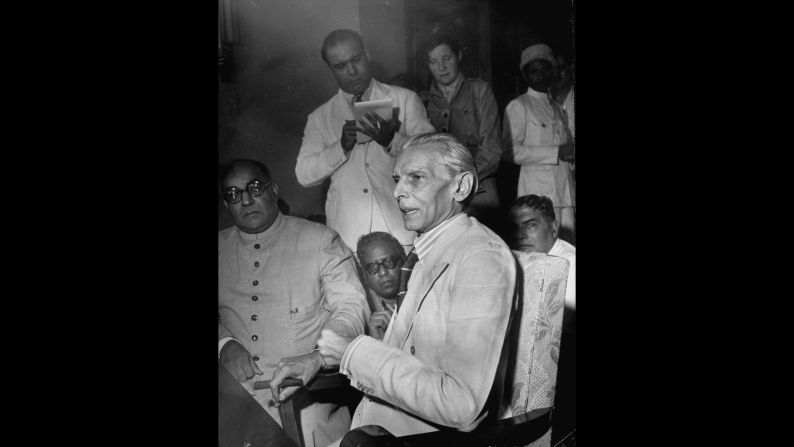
[439,61,447,72]
[515,229,527,240]
[393,181,406,200]
[346,62,358,77]
[240,190,255,206]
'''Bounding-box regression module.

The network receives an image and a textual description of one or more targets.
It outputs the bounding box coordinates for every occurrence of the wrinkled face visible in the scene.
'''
[510,205,558,253]
[393,144,460,234]
[524,59,556,92]
[427,43,460,87]
[325,38,372,96]
[359,241,404,299]
[223,165,279,234]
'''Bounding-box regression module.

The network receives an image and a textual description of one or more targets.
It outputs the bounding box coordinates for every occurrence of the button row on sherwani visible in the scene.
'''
[252,335,258,341]
[251,315,258,321]
[253,280,259,286]
[252,355,260,361]
[254,244,260,249]
[254,261,260,267]
[252,296,258,301]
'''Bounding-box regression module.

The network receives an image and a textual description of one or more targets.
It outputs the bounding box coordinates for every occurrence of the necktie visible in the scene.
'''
[395,248,418,310]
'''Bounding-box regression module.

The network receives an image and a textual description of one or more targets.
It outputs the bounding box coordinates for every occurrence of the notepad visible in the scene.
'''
[353,98,395,144]
[353,98,394,120]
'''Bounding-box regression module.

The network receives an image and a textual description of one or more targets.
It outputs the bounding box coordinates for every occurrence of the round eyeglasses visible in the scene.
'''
[363,256,402,275]
[223,179,274,204]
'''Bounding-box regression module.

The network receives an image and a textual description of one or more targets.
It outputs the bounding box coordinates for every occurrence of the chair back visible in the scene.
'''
[502,251,569,419]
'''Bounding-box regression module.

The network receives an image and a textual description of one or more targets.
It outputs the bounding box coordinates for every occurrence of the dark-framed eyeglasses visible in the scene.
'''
[363,256,402,275]
[223,179,273,204]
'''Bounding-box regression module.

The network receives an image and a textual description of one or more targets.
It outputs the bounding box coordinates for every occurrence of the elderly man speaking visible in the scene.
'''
[314,132,516,441]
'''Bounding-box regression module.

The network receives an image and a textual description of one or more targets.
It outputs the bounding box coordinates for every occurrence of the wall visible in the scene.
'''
[219,0,406,228]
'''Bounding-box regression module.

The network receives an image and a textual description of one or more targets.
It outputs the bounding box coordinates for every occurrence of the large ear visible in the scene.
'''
[551,218,560,239]
[452,171,474,203]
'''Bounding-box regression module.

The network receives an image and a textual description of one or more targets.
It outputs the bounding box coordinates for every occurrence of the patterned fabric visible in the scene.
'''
[502,250,569,443]
[395,248,418,309]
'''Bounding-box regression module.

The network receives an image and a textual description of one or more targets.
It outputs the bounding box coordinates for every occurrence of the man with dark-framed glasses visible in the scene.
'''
[355,232,404,340]
[218,159,370,447]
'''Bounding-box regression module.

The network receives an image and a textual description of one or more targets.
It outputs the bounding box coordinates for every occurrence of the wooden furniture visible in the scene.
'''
[275,370,355,447]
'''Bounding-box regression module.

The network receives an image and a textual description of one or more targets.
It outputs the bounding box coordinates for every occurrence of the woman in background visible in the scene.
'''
[420,28,503,233]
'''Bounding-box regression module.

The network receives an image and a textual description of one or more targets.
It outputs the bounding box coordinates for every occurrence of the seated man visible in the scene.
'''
[218,159,370,447]
[510,194,576,311]
[356,231,405,340]
[314,132,516,441]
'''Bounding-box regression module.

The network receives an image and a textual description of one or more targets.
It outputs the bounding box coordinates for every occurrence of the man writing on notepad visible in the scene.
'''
[295,29,435,254]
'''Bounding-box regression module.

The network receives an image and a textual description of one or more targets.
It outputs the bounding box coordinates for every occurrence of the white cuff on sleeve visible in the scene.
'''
[218,337,238,359]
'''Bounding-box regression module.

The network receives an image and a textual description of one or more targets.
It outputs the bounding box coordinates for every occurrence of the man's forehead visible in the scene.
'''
[395,145,445,174]
[512,205,542,220]
[360,241,401,261]
[224,164,269,187]
[327,39,363,62]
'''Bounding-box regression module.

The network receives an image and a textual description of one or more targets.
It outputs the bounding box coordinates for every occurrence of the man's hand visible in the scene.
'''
[559,141,575,163]
[220,340,264,383]
[367,308,393,340]
[341,119,359,153]
[316,329,356,368]
[269,352,324,405]
[356,107,401,148]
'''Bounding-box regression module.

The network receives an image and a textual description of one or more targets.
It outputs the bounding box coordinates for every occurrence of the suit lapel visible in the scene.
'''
[387,260,449,350]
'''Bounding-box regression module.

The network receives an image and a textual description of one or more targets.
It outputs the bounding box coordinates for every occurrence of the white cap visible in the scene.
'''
[520,43,556,71]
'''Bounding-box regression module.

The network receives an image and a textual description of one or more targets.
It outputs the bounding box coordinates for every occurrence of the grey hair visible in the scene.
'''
[401,132,478,208]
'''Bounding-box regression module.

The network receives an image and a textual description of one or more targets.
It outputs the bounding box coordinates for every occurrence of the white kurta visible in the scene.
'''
[503,87,575,209]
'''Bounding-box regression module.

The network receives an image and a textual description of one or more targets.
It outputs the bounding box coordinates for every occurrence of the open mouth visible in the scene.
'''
[400,208,419,216]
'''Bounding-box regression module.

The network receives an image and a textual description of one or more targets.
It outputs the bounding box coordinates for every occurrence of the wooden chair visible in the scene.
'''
[275,370,359,447]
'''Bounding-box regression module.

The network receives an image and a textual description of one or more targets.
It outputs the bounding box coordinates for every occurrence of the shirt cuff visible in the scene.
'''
[339,334,368,378]
[218,337,238,359]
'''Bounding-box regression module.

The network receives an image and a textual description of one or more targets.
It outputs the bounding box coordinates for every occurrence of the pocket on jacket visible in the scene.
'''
[526,116,556,145]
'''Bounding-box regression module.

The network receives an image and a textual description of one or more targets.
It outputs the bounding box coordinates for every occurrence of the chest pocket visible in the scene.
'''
[525,115,558,145]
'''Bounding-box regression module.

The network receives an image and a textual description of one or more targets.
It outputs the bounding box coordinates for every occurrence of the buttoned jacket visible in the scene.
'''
[295,79,435,250]
[425,78,502,185]
[342,215,516,437]
[503,88,575,207]
[218,213,369,379]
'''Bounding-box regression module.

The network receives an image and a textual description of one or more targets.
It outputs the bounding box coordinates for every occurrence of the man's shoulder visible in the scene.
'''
[218,225,237,241]
[448,216,511,258]
[283,215,340,241]
[376,80,420,100]
[550,238,576,258]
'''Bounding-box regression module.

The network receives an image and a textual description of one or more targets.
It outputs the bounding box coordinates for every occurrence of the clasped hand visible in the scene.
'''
[367,308,393,340]
[341,107,401,151]
[559,141,575,163]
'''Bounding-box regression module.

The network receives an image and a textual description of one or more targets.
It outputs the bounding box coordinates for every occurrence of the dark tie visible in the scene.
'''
[395,248,419,310]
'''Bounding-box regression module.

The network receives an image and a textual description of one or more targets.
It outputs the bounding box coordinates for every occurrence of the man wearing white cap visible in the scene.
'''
[502,43,575,242]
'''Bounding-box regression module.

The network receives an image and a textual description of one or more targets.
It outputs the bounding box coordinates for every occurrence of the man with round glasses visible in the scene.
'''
[218,159,370,447]
[355,232,404,340]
